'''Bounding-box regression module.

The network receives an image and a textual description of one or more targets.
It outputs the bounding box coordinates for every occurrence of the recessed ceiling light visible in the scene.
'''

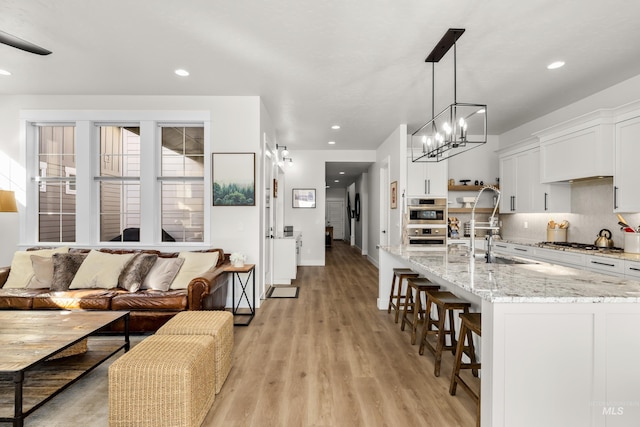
[334,180,339,183]
[174,69,190,77]
[328,141,336,145]
[331,125,341,130]
[547,61,565,70]
[0,69,11,76]
[339,171,345,175]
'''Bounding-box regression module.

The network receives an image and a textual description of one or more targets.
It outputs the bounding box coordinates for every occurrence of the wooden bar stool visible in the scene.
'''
[400,278,440,344]
[388,268,419,323]
[418,290,471,377]
[450,312,482,427]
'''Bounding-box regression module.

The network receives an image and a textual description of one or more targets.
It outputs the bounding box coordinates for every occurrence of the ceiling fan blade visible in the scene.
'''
[0,29,51,55]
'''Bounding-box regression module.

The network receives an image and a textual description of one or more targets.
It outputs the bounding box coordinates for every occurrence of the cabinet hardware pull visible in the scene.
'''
[514,247,528,252]
[614,186,618,209]
[591,261,615,267]
[496,244,507,248]
[629,267,640,272]
[544,192,548,211]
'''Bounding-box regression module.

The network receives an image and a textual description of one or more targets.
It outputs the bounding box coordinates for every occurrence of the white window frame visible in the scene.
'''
[20,110,211,249]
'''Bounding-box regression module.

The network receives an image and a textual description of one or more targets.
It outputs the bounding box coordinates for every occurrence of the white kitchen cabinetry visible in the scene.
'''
[536,114,614,183]
[273,236,299,284]
[584,255,624,277]
[499,144,570,214]
[624,260,640,280]
[406,157,448,196]
[614,115,640,212]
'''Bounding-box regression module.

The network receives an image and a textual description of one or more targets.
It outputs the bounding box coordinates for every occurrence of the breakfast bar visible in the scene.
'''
[379,245,640,427]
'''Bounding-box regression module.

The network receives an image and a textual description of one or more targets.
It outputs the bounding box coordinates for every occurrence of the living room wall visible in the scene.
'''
[0,95,270,310]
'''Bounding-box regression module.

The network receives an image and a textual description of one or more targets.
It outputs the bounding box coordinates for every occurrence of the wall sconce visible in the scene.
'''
[276,144,293,167]
[0,190,18,212]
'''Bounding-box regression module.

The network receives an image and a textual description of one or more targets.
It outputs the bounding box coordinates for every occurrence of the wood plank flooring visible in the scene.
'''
[204,241,477,427]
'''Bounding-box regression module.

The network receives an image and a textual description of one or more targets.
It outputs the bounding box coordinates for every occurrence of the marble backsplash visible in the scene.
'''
[500,177,640,248]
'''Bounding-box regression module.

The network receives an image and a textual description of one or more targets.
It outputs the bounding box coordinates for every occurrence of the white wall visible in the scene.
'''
[0,95,268,310]
[367,125,405,267]
[282,149,376,266]
[500,73,640,148]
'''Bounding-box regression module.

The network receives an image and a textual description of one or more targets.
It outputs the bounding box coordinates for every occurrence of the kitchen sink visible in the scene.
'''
[490,256,536,265]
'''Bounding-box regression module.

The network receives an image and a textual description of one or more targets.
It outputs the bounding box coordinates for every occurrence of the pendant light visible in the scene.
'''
[411,28,487,162]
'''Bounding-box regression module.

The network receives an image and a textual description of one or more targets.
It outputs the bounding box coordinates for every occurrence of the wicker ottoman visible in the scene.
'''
[156,311,233,394]
[108,335,216,427]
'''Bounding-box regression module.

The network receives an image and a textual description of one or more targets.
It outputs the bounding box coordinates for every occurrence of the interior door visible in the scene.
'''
[327,200,345,240]
[379,158,390,246]
[263,137,275,296]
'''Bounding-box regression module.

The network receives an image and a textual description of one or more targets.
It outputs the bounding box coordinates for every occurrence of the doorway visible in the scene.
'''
[326,200,345,240]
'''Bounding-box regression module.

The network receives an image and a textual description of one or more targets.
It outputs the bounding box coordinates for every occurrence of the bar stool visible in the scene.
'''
[418,290,471,377]
[400,278,440,344]
[450,312,481,427]
[388,268,419,323]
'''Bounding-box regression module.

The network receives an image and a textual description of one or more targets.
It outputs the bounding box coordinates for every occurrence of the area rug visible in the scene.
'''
[267,286,299,298]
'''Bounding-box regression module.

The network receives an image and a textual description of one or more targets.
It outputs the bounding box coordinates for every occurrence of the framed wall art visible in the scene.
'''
[390,181,397,209]
[212,152,255,206]
[292,188,316,208]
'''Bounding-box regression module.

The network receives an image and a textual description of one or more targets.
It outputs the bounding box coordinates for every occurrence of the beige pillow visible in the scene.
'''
[3,247,69,289]
[27,255,54,289]
[69,250,134,289]
[170,251,220,290]
[141,257,184,291]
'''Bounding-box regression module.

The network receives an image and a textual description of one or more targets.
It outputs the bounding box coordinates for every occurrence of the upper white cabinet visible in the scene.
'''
[535,112,615,183]
[499,142,570,214]
[614,115,640,212]
[406,157,448,196]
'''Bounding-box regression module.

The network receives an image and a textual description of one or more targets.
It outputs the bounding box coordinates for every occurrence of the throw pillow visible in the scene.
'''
[27,255,54,289]
[170,251,220,290]
[3,247,69,289]
[141,257,184,291]
[51,253,88,291]
[118,253,158,293]
[69,250,134,289]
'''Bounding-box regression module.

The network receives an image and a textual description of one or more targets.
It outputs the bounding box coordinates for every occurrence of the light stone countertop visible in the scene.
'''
[381,245,640,303]
[499,239,640,262]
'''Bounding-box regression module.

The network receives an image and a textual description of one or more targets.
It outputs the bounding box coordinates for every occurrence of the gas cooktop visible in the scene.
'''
[539,241,624,253]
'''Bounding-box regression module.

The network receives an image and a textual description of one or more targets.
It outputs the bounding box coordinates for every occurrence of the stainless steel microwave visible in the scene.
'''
[407,197,447,224]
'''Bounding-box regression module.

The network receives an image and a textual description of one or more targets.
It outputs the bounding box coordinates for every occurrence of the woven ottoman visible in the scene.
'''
[109,335,216,427]
[156,311,233,394]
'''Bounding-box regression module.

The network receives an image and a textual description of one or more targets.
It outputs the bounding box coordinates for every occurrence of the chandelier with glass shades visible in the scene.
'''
[411,28,487,163]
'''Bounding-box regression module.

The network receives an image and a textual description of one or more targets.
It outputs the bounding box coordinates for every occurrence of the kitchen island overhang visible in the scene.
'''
[378,245,640,427]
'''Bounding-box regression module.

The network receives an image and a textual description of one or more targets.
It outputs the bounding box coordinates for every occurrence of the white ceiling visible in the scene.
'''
[2,0,640,161]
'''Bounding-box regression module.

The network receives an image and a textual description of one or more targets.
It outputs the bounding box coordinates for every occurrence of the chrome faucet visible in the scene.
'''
[469,185,501,262]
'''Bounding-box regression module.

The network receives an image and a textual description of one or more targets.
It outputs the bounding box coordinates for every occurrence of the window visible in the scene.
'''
[36,125,76,242]
[160,126,205,242]
[98,126,141,242]
[25,112,209,246]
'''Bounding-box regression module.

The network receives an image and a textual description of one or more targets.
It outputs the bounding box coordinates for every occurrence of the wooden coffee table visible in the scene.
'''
[0,310,130,427]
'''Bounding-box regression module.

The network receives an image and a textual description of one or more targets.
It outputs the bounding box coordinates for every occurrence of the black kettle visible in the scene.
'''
[594,229,614,248]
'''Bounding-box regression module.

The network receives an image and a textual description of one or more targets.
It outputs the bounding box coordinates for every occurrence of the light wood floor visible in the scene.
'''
[204,241,478,427]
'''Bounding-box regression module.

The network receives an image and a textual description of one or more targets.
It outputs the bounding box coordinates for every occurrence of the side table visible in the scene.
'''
[225,264,255,326]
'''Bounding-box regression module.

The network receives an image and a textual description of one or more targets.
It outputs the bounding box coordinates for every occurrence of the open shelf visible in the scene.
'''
[448,184,500,192]
[449,207,498,214]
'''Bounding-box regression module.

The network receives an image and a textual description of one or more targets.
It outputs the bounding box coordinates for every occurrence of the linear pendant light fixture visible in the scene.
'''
[411,28,487,162]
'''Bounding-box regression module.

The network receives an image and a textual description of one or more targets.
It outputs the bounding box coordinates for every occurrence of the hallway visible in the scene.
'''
[205,241,477,426]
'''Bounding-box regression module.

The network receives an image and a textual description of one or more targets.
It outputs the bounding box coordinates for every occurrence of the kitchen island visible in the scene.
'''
[379,245,640,427]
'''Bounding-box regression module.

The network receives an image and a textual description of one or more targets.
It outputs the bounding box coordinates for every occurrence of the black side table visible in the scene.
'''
[226,264,255,326]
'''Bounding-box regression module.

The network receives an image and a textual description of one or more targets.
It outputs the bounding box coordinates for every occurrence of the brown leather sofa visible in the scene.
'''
[0,248,230,332]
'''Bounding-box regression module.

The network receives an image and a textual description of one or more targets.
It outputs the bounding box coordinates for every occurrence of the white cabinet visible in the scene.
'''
[584,255,624,277]
[614,116,640,212]
[500,146,570,214]
[273,237,298,284]
[624,260,640,280]
[538,121,614,183]
[407,158,448,196]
